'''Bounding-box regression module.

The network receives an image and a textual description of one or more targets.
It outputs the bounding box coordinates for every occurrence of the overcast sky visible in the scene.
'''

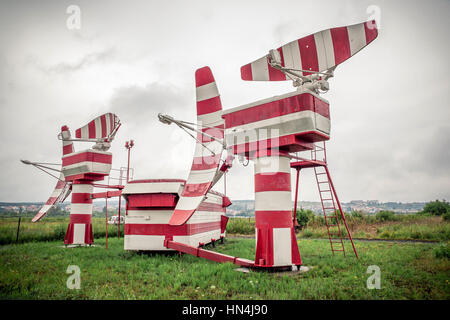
[0,0,449,203]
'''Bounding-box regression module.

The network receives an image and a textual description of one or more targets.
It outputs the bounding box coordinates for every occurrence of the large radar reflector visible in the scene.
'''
[241,20,378,81]
[74,113,120,141]
[168,66,225,226]
[32,172,71,222]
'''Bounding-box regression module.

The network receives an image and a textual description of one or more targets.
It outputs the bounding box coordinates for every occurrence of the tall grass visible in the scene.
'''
[0,217,123,245]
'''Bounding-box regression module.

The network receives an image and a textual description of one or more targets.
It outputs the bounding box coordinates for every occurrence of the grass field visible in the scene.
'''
[1,237,449,299]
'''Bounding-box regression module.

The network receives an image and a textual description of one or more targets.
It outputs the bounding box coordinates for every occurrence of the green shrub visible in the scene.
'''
[442,212,450,221]
[422,200,450,216]
[295,209,314,230]
[433,243,450,259]
[376,211,397,222]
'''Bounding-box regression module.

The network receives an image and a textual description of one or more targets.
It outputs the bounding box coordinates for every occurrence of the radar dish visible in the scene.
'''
[241,20,378,81]
[74,113,120,141]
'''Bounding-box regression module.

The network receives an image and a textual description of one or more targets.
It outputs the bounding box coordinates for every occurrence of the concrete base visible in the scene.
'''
[60,244,96,248]
[235,265,312,274]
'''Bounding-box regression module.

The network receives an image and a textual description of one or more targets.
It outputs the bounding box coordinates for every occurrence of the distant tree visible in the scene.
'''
[295,209,314,230]
[376,210,396,221]
[422,200,450,216]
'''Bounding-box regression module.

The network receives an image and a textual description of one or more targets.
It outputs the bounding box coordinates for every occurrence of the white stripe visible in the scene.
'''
[186,168,217,185]
[62,161,111,175]
[196,82,219,102]
[73,223,86,244]
[72,184,93,194]
[281,43,294,69]
[251,56,269,80]
[314,31,328,72]
[173,229,222,247]
[125,212,171,224]
[321,29,335,69]
[347,23,366,55]
[105,113,111,136]
[197,110,223,126]
[124,235,169,251]
[255,156,290,175]
[254,191,292,211]
[70,203,93,214]
[39,204,52,213]
[80,125,89,139]
[193,139,223,158]
[94,117,102,138]
[273,228,292,266]
[122,182,183,195]
[176,195,205,210]
[289,40,302,70]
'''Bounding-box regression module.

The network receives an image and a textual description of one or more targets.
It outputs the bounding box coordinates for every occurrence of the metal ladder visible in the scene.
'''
[311,142,358,258]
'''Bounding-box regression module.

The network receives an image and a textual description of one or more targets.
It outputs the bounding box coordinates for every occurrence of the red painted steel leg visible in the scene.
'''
[64,180,94,245]
[253,151,302,269]
[293,168,300,226]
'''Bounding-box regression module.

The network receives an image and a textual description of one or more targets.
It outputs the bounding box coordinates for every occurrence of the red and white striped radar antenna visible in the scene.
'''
[241,20,378,90]
[158,67,226,226]
[31,173,71,222]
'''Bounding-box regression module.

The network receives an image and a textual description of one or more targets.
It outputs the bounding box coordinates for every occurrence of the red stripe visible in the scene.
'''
[169,209,195,225]
[196,95,222,116]
[254,211,293,228]
[125,221,221,236]
[255,172,291,192]
[100,114,107,137]
[127,193,176,208]
[62,151,112,166]
[63,144,74,155]
[291,227,302,265]
[128,179,185,184]
[75,128,81,139]
[330,27,351,65]
[55,180,67,189]
[195,66,215,87]
[109,113,114,132]
[364,20,378,44]
[88,120,96,139]
[240,63,253,81]
[45,197,58,205]
[298,34,319,75]
[191,155,221,170]
[69,214,92,224]
[182,182,211,197]
[71,193,92,204]
[197,201,225,212]
[231,133,319,155]
[222,93,328,128]
[268,51,286,80]
[277,47,285,68]
[197,124,224,142]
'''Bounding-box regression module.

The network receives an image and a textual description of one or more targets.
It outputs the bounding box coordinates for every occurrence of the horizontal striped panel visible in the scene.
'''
[75,113,119,140]
[241,20,378,81]
[125,221,221,236]
[222,92,329,128]
[122,181,183,195]
[62,150,112,166]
